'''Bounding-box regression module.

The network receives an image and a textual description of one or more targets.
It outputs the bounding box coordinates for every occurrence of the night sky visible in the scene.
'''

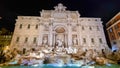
[0,0,120,31]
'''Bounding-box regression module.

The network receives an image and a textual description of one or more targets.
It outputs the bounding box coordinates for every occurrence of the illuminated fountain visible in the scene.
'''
[6,46,97,68]
[3,3,118,68]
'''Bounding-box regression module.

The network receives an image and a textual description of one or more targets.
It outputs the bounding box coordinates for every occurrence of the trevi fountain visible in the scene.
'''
[0,3,120,68]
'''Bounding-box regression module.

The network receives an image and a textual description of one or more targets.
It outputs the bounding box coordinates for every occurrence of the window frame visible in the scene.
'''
[19,24,22,29]
[27,24,30,29]
[24,37,28,43]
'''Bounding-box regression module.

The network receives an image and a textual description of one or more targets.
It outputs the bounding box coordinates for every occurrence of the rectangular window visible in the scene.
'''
[28,24,30,29]
[83,38,86,43]
[115,25,119,29]
[118,32,120,37]
[91,38,94,44]
[111,35,115,40]
[82,26,84,30]
[24,37,28,43]
[97,26,100,31]
[109,28,112,32]
[99,38,102,43]
[36,24,38,29]
[89,26,92,30]
[16,37,19,43]
[33,37,37,43]
[19,24,22,29]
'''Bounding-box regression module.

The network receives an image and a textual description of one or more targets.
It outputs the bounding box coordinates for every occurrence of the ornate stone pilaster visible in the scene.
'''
[49,23,53,46]
[38,23,44,46]
[68,23,72,46]
[88,35,91,47]
[79,24,82,46]
[65,33,67,47]
[53,33,56,47]
[77,23,80,46]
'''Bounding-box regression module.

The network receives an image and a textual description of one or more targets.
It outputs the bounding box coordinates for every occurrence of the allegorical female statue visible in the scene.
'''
[56,39,63,47]
[43,37,48,45]
[73,37,77,45]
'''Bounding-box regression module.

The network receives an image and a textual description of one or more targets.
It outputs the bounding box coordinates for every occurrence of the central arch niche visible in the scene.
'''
[54,26,67,47]
[55,27,65,33]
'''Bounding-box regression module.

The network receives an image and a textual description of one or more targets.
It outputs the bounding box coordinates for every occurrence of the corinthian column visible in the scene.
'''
[49,23,53,46]
[68,23,72,46]
[38,23,44,46]
[77,23,80,46]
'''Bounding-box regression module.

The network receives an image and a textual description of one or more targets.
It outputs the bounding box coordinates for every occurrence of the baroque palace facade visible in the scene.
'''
[10,3,109,53]
[106,12,120,49]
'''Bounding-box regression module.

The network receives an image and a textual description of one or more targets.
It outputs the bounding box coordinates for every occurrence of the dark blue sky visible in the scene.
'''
[0,0,120,31]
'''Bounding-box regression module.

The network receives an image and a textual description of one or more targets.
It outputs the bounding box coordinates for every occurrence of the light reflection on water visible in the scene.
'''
[0,64,120,68]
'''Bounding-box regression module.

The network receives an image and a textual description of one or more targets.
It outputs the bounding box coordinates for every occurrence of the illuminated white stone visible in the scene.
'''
[10,3,109,53]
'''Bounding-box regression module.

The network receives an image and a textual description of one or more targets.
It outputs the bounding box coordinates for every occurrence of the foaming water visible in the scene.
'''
[1,64,120,68]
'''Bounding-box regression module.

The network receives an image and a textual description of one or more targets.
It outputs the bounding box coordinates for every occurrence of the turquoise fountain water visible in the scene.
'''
[1,64,120,68]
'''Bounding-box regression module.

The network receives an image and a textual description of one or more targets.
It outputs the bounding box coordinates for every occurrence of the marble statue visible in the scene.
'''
[66,47,73,54]
[73,37,77,45]
[56,39,63,47]
[43,37,48,45]
[54,3,66,12]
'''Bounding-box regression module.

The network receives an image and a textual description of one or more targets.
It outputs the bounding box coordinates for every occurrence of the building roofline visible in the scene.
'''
[106,12,120,26]
[106,19,120,30]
